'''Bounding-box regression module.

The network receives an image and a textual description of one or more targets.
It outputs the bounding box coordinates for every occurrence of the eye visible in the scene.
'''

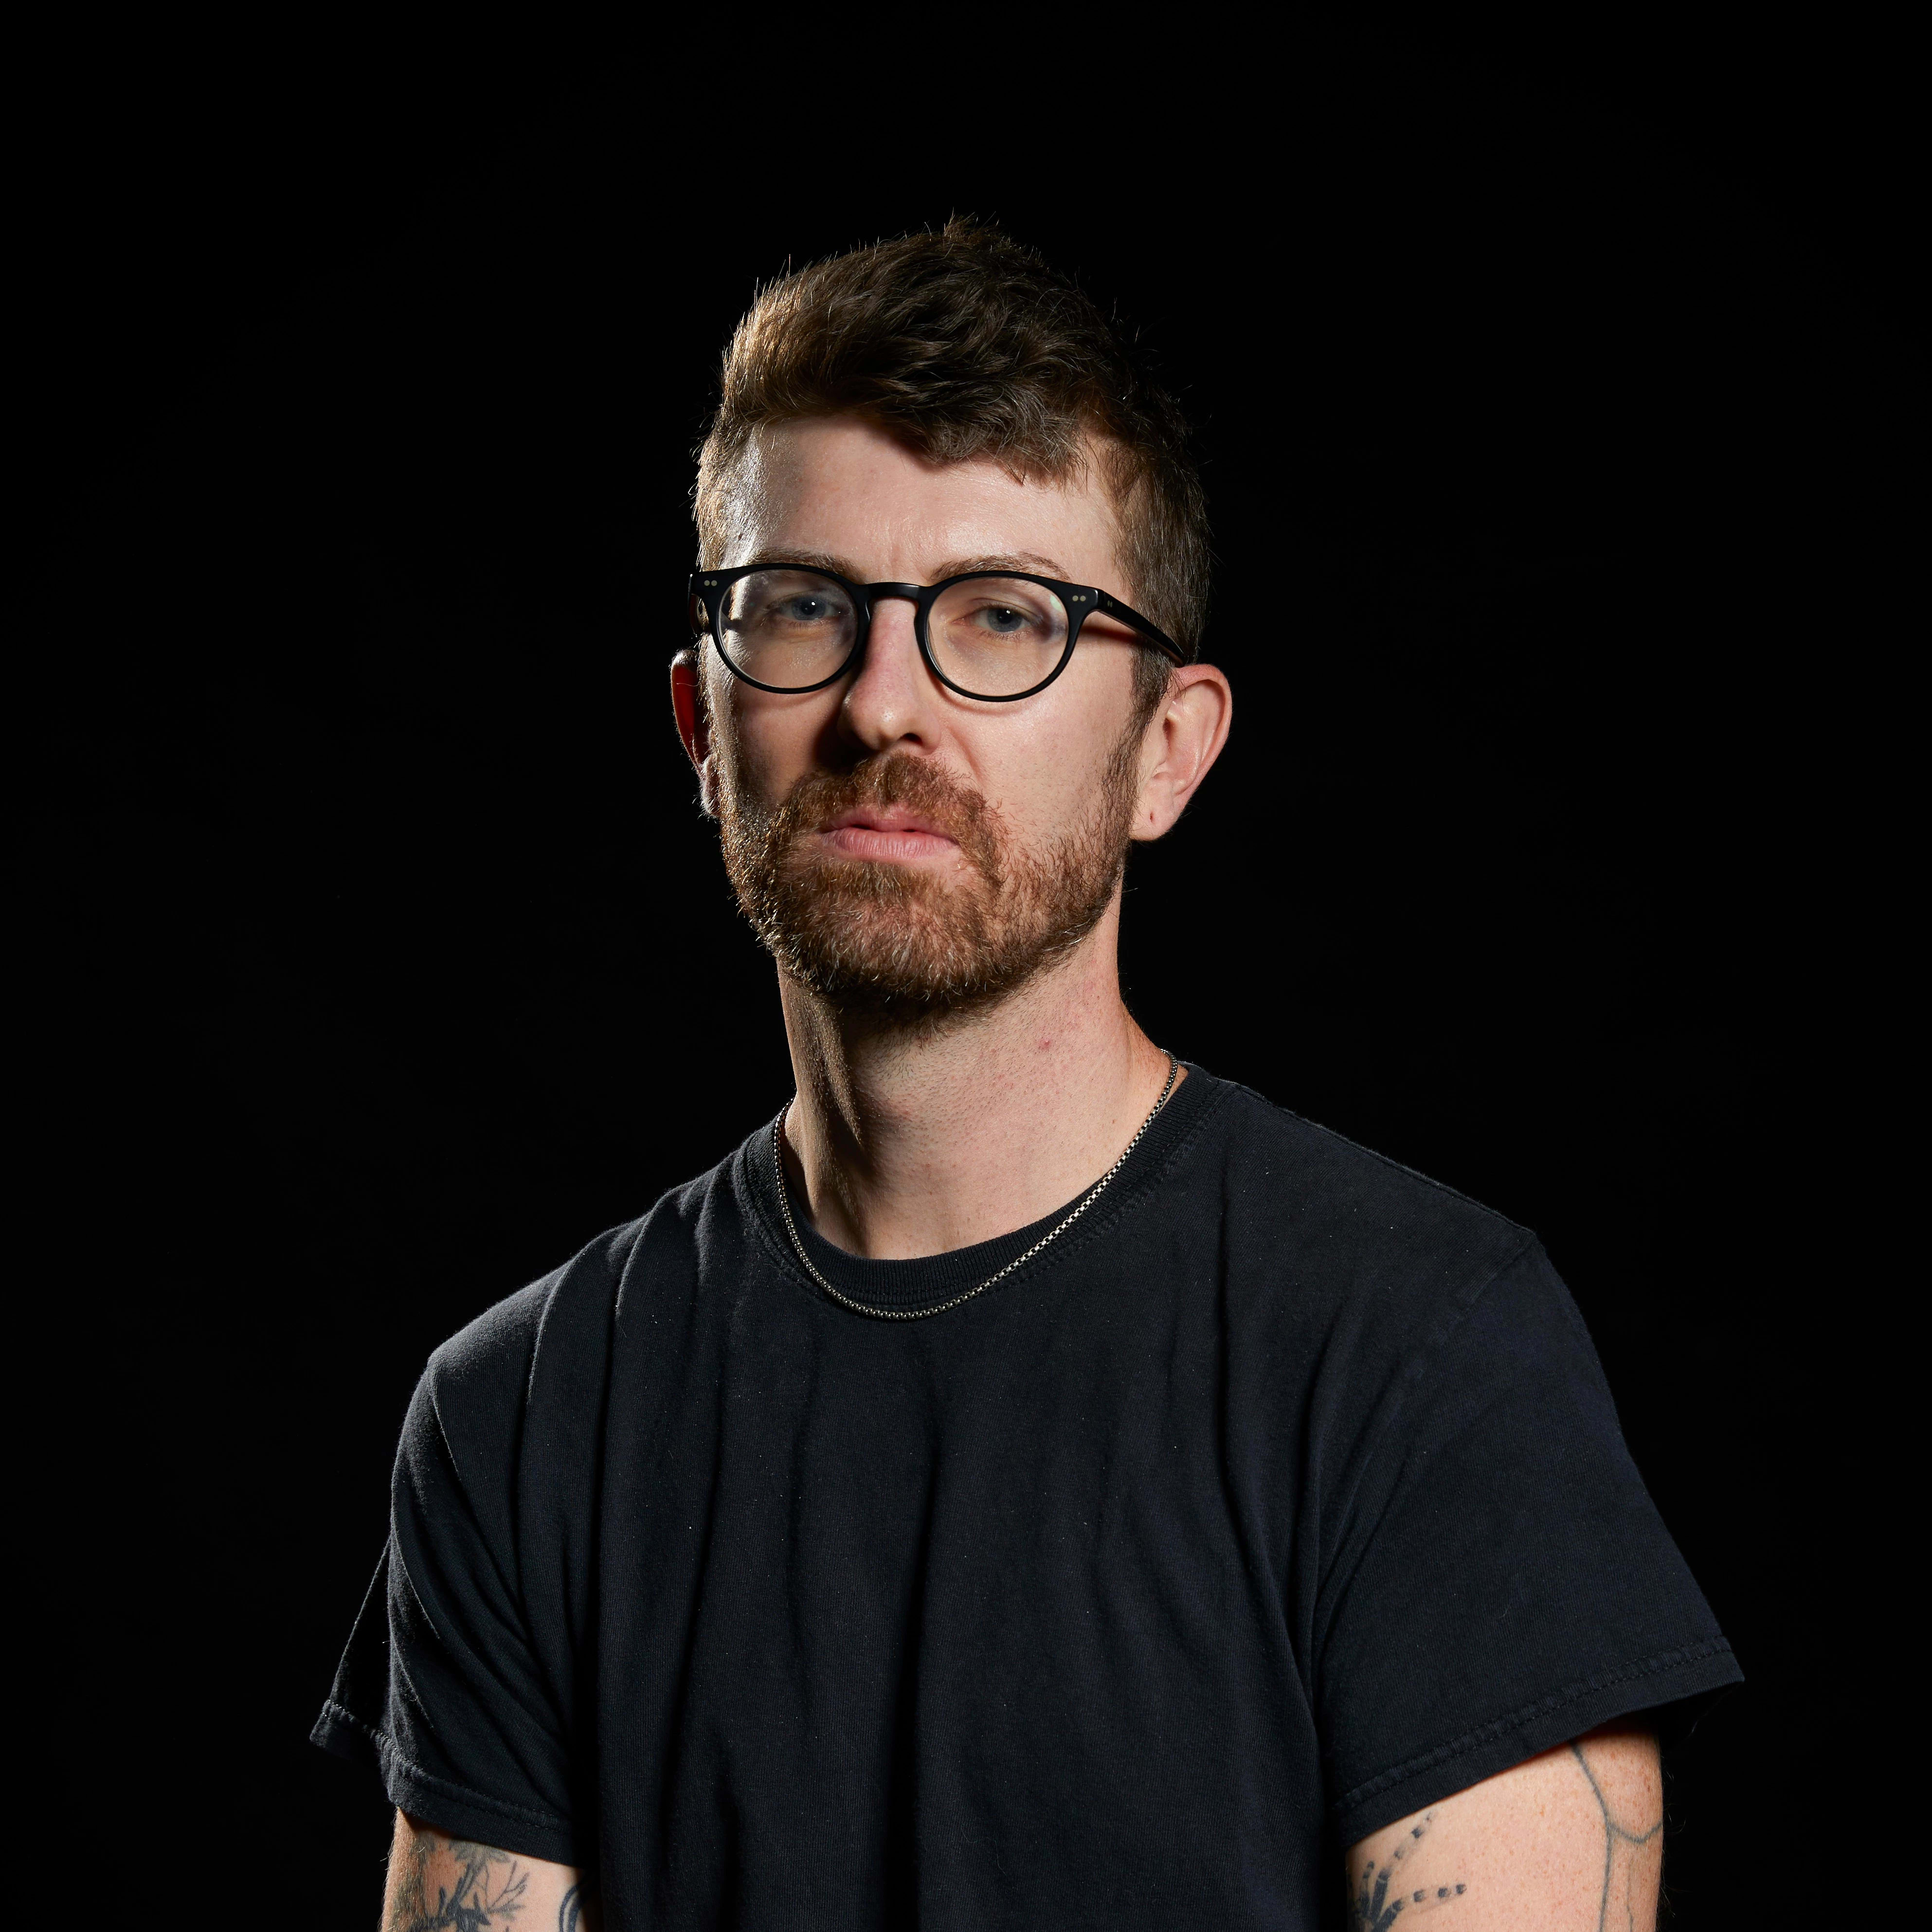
[760,590,849,627]
[924,577,1069,692]
[966,600,1051,638]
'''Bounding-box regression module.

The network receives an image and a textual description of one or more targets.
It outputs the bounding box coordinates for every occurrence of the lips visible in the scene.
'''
[819,809,962,864]
[763,756,997,878]
[822,807,957,842]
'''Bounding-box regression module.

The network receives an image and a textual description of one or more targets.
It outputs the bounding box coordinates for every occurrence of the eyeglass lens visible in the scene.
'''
[712,569,1070,699]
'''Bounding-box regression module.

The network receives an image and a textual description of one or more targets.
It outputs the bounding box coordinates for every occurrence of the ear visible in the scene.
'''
[670,648,721,818]
[1130,662,1234,843]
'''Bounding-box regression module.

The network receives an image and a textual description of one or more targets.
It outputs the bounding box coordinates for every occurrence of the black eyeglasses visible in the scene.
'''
[686,564,1189,703]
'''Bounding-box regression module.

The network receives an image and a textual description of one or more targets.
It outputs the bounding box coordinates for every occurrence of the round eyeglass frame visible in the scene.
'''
[686,565,1190,703]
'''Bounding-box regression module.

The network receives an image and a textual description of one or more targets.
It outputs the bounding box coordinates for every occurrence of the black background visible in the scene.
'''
[21,24,1914,1927]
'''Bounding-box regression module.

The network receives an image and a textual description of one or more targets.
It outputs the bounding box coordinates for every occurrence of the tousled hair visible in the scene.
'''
[694,220,1210,715]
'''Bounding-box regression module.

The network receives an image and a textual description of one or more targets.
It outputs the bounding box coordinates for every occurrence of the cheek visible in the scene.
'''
[973,718,1120,844]
[984,663,1137,831]
[719,686,839,802]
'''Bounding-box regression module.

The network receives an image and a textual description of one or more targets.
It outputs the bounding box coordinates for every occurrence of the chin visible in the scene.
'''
[767,865,1007,1011]
[763,860,1119,1021]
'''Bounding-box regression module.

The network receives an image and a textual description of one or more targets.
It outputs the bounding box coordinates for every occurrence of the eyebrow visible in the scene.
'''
[740,549,1078,585]
[931,551,1073,581]
[740,548,861,577]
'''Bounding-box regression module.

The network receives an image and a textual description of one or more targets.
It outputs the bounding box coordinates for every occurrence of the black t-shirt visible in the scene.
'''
[314,1067,1738,1928]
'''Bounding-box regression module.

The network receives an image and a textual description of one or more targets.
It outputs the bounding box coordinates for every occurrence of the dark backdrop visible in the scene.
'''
[22,29,1913,1927]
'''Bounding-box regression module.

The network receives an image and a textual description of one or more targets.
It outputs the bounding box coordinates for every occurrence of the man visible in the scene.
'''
[317,221,1739,1929]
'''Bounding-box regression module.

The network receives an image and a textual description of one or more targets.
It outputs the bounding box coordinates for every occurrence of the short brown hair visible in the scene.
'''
[693,221,1210,701]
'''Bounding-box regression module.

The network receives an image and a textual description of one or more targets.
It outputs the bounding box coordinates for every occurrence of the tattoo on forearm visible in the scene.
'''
[558,1885,584,1932]
[1570,1743,1662,1932]
[1350,1812,1468,1930]
[391,1832,529,1930]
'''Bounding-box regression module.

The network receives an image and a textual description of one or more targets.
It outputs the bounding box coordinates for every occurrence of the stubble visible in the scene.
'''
[718,732,1142,1021]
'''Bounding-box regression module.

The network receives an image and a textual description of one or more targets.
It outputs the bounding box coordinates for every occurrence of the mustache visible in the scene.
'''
[716,738,1138,1019]
[768,757,1005,882]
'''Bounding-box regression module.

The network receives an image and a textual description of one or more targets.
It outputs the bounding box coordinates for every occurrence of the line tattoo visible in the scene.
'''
[1349,1813,1468,1931]
[558,1885,584,1932]
[1570,1743,1663,1932]
[392,1833,529,1931]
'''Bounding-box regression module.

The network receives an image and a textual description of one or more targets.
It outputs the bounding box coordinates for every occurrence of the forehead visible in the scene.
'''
[722,416,1122,582]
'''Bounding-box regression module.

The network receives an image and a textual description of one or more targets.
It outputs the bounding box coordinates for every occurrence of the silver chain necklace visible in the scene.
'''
[772,1053,1180,1322]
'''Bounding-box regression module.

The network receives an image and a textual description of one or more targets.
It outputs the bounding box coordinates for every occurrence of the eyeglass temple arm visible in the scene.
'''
[1091,589,1190,665]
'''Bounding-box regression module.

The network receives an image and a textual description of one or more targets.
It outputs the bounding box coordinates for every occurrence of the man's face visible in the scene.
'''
[695,415,1156,1016]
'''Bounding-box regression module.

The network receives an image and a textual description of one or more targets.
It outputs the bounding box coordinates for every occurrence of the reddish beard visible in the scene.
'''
[718,742,1140,1016]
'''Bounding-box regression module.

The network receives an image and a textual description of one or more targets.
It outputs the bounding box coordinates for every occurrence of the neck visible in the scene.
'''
[776,900,1178,1260]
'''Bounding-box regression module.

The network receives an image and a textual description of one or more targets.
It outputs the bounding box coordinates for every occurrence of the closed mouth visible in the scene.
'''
[822,807,957,842]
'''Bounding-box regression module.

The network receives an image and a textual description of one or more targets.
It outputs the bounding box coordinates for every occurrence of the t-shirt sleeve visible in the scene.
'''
[1315,1240,1740,1846]
[310,1286,581,1866]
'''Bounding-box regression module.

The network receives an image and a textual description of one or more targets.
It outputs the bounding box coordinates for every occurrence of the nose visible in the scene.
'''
[837,591,940,756]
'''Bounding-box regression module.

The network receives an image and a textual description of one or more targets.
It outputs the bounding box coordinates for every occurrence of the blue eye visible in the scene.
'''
[924,576,1069,695]
[760,591,850,628]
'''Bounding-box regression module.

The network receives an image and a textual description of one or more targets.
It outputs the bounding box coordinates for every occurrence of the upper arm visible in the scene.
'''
[383,1812,598,1932]
[1344,1723,1661,1930]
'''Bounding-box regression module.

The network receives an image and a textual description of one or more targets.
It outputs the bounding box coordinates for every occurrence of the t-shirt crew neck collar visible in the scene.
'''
[752,1061,1219,1317]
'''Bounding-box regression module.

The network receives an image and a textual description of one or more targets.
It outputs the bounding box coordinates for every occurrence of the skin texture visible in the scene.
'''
[381,1812,596,1930]
[672,414,1232,1260]
[1346,1725,1661,1931]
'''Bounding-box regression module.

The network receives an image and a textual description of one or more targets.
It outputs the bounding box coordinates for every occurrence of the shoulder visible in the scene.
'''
[411,1136,756,1472]
[1192,1074,1536,1318]
[422,1219,639,1409]
[426,1128,760,1377]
